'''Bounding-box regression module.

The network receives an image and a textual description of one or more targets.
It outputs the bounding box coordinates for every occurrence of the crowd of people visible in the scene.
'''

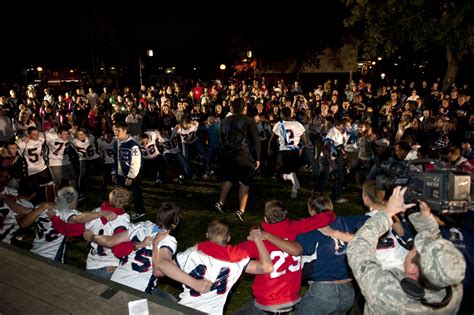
[0,76,472,314]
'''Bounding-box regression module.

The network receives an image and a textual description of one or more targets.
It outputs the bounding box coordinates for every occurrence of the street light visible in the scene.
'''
[139,49,154,87]
[37,66,43,82]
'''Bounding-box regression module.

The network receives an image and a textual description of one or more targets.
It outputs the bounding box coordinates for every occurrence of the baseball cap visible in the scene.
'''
[375,138,390,147]
[414,231,466,287]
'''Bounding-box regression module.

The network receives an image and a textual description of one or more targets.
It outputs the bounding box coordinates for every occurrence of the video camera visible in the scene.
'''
[376,159,472,213]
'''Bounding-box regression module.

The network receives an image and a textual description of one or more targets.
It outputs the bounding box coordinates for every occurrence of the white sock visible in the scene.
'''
[290,172,300,190]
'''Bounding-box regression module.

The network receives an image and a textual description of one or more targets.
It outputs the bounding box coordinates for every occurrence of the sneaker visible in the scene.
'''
[290,187,298,199]
[155,178,163,184]
[214,202,225,214]
[130,212,145,220]
[334,198,348,204]
[235,210,244,222]
[289,172,300,190]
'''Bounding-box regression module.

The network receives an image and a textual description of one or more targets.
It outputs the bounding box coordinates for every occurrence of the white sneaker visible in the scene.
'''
[334,198,348,204]
[290,187,298,199]
[289,172,300,190]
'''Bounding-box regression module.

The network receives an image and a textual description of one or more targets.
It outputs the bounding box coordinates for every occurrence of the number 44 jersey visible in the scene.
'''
[176,246,250,315]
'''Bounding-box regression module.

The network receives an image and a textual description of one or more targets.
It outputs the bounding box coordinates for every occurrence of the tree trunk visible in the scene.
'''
[442,47,459,92]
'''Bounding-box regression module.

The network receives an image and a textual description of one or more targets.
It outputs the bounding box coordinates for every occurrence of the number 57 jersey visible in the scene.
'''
[176,246,250,315]
[110,221,176,293]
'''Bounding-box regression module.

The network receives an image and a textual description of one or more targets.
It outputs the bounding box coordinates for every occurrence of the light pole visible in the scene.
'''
[219,63,226,80]
[37,66,43,82]
[139,49,154,87]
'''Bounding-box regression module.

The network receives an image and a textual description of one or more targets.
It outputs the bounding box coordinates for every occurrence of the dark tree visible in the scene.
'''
[344,0,473,90]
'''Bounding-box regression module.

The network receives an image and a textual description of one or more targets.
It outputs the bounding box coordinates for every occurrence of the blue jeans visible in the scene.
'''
[182,141,207,166]
[319,159,345,200]
[304,148,320,182]
[235,300,296,315]
[86,267,114,280]
[296,281,354,315]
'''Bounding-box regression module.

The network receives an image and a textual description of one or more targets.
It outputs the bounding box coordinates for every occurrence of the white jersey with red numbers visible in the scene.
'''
[85,209,130,270]
[176,121,199,144]
[97,138,115,165]
[0,187,26,244]
[111,221,176,292]
[31,208,80,261]
[70,135,100,161]
[272,120,305,151]
[157,128,181,154]
[45,129,71,167]
[366,211,409,270]
[176,247,250,315]
[139,131,160,160]
[17,134,47,175]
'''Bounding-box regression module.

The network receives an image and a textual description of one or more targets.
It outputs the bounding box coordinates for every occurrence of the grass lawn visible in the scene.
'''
[15,167,366,314]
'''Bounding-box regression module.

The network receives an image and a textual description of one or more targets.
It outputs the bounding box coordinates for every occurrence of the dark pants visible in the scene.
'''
[319,158,345,200]
[79,158,103,195]
[116,175,145,214]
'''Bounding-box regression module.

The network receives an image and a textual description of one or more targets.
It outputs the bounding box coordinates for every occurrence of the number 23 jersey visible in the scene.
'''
[236,212,336,308]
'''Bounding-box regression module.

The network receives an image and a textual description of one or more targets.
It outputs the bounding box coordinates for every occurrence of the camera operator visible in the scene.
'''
[347,187,466,314]
[428,207,474,314]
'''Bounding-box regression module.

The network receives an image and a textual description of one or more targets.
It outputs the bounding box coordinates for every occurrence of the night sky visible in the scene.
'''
[0,3,346,80]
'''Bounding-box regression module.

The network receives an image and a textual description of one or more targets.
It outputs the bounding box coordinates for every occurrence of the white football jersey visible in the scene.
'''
[325,126,348,147]
[273,120,306,151]
[176,121,199,144]
[177,247,250,315]
[97,138,115,165]
[366,211,409,271]
[70,135,100,161]
[111,221,177,292]
[0,187,22,244]
[30,208,80,261]
[157,128,180,154]
[140,131,160,160]
[45,129,71,167]
[85,209,130,270]
[17,134,47,175]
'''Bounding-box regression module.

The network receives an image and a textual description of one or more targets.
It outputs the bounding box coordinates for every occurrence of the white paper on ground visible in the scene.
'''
[128,299,149,315]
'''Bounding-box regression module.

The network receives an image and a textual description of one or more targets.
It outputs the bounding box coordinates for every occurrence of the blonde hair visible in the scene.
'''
[109,188,130,209]
[362,180,385,204]
[206,220,230,246]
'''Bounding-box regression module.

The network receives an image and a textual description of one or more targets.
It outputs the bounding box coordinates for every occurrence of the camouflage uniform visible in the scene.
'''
[347,212,465,314]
